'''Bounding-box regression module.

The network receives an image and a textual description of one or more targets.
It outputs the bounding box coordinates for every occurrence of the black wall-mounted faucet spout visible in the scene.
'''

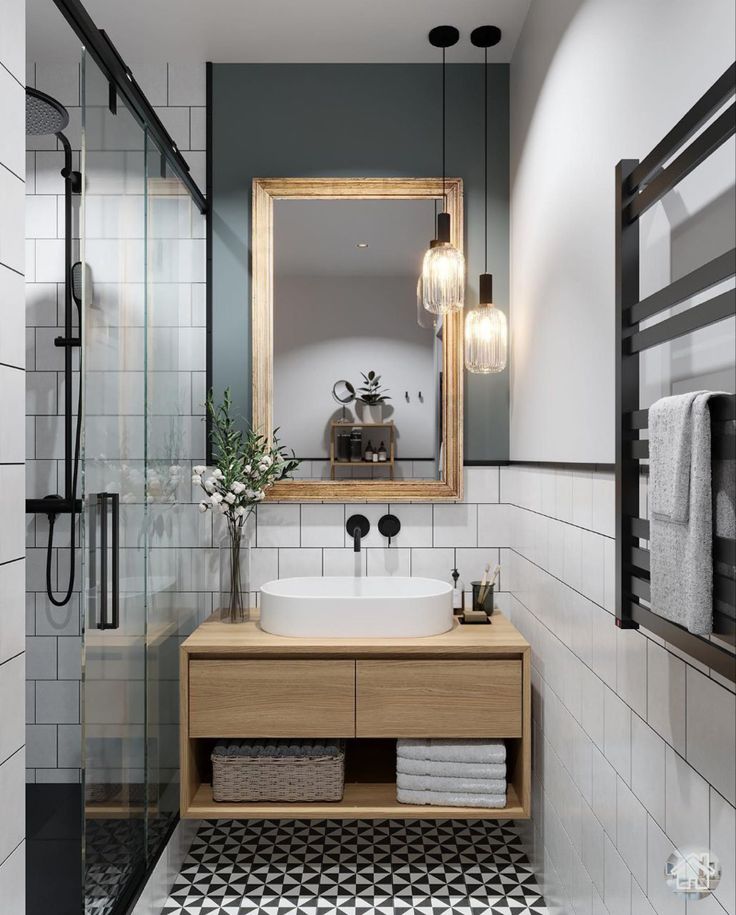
[346,514,370,552]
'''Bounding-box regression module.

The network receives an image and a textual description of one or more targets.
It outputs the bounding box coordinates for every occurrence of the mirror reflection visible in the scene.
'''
[273,198,444,481]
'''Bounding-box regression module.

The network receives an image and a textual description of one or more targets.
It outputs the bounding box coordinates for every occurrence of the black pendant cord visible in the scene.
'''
[442,46,446,212]
[484,46,488,274]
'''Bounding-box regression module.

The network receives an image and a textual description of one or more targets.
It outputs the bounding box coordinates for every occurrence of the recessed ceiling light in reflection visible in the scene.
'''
[356,242,369,248]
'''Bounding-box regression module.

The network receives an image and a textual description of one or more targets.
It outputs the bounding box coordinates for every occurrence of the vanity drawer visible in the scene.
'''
[356,660,522,738]
[189,660,355,738]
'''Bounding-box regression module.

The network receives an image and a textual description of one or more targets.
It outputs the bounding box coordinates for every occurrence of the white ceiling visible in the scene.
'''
[274,199,436,277]
[27,0,531,64]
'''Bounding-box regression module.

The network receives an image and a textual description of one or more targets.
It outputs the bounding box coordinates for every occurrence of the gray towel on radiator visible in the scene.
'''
[649,391,727,634]
[397,772,506,794]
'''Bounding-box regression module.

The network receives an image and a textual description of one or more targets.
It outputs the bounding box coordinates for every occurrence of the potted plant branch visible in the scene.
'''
[357,371,391,423]
[193,388,300,623]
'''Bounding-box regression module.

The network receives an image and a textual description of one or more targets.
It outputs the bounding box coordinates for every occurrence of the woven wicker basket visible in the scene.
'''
[211,743,345,803]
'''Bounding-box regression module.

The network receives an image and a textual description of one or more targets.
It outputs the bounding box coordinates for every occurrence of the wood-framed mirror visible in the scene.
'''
[252,177,463,501]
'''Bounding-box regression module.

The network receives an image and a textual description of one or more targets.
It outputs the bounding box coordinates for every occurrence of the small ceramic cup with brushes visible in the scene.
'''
[464,563,500,623]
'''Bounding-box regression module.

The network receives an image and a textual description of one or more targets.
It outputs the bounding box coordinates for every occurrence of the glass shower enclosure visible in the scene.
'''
[64,48,204,915]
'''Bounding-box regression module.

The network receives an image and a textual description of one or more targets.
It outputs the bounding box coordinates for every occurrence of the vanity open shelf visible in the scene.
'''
[180,613,531,820]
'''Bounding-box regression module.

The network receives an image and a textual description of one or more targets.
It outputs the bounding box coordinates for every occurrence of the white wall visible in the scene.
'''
[509,0,736,462]
[504,464,735,915]
[273,274,438,459]
[0,0,27,909]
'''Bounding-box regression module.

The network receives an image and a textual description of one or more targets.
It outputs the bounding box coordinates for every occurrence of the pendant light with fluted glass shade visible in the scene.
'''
[422,26,464,316]
[465,25,508,374]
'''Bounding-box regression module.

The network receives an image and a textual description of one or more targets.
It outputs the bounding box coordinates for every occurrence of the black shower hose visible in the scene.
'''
[46,368,83,607]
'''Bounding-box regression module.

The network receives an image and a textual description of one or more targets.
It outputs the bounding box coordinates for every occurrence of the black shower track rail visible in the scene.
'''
[615,62,736,682]
[52,0,207,214]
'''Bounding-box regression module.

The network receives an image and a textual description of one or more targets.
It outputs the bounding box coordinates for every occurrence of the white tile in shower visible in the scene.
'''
[630,714,665,829]
[580,528,605,608]
[25,723,57,769]
[25,195,57,239]
[664,745,709,852]
[0,561,25,665]
[35,680,79,724]
[33,238,65,283]
[278,548,322,579]
[686,666,736,805]
[0,267,25,368]
[592,472,615,538]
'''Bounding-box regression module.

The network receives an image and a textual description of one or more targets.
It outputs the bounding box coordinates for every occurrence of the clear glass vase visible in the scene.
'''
[218,520,251,624]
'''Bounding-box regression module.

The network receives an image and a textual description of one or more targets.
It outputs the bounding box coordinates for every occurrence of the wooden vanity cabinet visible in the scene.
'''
[180,612,531,820]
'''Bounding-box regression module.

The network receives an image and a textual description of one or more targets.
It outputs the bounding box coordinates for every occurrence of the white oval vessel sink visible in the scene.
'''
[260,576,454,638]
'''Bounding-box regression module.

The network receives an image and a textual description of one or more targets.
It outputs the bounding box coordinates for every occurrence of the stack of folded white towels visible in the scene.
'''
[396,738,506,808]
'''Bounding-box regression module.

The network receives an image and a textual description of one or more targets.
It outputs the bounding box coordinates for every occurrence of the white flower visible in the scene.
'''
[256,490,266,501]
[235,505,246,517]
[193,465,206,475]
[243,464,252,475]
[218,502,229,513]
[231,481,246,494]
[224,492,236,504]
[204,480,215,493]
[210,492,223,505]
[261,455,273,468]
[212,468,224,480]
[198,501,209,512]
[191,473,202,485]
[245,489,258,500]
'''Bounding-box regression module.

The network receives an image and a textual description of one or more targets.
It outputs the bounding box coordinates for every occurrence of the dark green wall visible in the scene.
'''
[211,63,509,462]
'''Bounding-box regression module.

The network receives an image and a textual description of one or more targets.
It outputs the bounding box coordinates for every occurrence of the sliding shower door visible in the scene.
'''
[80,51,149,914]
[80,49,207,915]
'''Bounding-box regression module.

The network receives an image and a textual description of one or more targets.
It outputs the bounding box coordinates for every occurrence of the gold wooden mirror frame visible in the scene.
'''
[252,177,463,502]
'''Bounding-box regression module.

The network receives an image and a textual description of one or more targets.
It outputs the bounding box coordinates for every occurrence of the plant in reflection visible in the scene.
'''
[194,388,300,622]
[357,370,391,405]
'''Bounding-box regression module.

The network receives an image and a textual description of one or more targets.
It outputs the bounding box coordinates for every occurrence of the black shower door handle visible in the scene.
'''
[96,492,120,630]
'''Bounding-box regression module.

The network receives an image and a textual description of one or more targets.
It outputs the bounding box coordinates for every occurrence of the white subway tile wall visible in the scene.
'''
[25,61,207,783]
[1,0,27,907]
[504,464,736,915]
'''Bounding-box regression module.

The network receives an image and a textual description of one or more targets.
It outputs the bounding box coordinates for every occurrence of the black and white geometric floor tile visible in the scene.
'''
[162,819,548,915]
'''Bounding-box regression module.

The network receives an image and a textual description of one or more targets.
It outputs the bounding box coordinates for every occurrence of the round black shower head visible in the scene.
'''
[26,87,70,136]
